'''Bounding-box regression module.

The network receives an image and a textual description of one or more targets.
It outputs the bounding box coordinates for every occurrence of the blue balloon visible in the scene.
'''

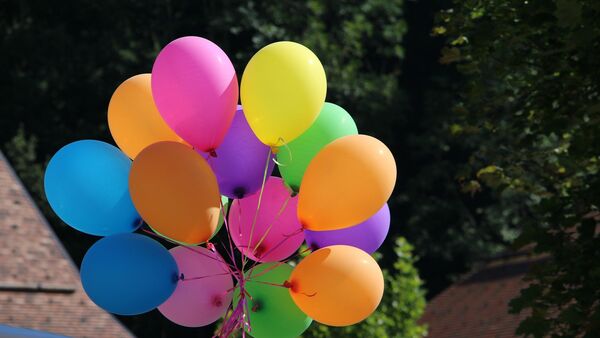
[80,233,179,315]
[44,140,141,236]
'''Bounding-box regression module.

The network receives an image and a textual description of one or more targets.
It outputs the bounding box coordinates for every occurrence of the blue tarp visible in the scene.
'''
[0,324,68,338]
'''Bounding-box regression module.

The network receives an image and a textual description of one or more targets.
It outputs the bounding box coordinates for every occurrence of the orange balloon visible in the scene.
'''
[129,141,220,244]
[108,74,187,159]
[288,245,384,326]
[298,134,396,231]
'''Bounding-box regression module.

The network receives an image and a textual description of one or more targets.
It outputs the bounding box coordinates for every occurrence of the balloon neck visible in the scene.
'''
[233,187,246,199]
[133,218,143,228]
[254,244,266,258]
[270,146,279,154]
[283,280,294,291]
[208,149,218,157]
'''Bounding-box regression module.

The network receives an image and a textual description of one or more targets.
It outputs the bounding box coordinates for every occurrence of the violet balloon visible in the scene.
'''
[304,203,390,254]
[201,106,274,199]
[158,246,233,327]
[152,36,238,152]
[228,176,304,262]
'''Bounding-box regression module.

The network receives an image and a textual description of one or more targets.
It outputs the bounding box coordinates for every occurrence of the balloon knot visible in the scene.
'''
[179,273,185,281]
[206,242,216,252]
[270,146,279,154]
[283,280,294,290]
[233,187,246,199]
[208,149,218,157]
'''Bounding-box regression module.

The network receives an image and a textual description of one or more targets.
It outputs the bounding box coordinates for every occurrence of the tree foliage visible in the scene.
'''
[438,1,600,336]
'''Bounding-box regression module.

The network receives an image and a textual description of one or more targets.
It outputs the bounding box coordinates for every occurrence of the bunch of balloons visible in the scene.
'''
[44,36,396,338]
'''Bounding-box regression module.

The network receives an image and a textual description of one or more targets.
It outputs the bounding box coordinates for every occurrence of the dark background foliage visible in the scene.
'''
[437,1,600,337]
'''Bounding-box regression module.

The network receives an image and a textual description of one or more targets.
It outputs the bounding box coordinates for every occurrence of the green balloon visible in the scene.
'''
[234,263,312,338]
[277,102,358,192]
[209,195,229,241]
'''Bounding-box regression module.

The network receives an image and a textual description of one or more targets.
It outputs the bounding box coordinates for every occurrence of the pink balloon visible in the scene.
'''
[158,246,233,327]
[151,36,238,152]
[228,176,304,262]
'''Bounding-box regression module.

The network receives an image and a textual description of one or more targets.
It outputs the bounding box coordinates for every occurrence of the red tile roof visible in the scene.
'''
[0,151,133,338]
[421,251,546,338]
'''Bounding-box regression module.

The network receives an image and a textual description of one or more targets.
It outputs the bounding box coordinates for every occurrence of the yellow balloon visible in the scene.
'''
[288,245,384,326]
[241,41,327,147]
[298,135,396,231]
[108,74,187,159]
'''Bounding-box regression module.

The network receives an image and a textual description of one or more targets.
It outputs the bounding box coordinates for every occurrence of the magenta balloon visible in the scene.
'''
[228,177,304,262]
[158,246,233,327]
[151,36,238,152]
[304,203,390,254]
[200,106,274,199]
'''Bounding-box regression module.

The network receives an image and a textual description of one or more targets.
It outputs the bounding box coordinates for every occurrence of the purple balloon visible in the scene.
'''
[304,203,390,254]
[200,106,274,199]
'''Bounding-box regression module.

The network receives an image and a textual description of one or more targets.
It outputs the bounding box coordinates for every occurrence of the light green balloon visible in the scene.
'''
[277,102,358,192]
[209,195,229,241]
[233,263,312,338]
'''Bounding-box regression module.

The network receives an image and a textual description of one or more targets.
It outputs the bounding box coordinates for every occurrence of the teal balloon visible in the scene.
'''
[234,263,312,338]
[81,233,179,315]
[44,140,141,236]
[277,102,358,192]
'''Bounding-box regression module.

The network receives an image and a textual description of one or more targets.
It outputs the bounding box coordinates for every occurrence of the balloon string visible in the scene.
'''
[271,136,292,167]
[237,196,243,237]
[140,228,237,270]
[242,289,253,333]
[246,227,304,276]
[245,246,312,282]
[221,242,244,283]
[219,198,253,336]
[219,296,246,337]
[244,196,294,278]
[214,303,233,338]
[249,194,292,261]
[249,280,289,288]
[218,197,241,273]
[212,240,243,284]
[181,272,232,282]
[246,243,311,282]
[243,148,272,270]
[246,262,286,280]
[283,227,303,238]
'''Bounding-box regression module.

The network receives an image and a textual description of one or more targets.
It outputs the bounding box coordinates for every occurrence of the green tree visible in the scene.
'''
[437,1,600,336]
